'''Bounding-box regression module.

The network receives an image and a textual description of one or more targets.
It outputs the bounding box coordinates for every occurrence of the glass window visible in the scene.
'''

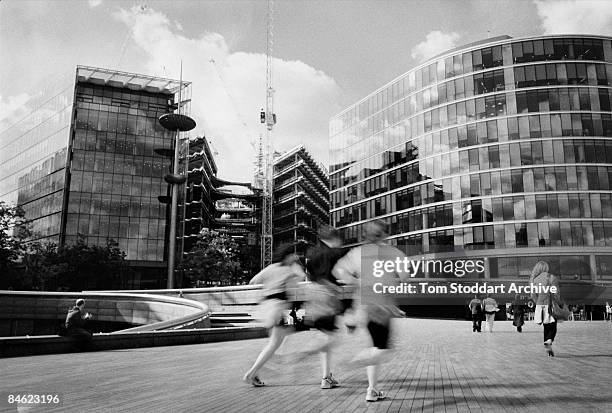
[503,197,514,220]
[514,196,526,220]
[558,194,570,217]
[476,98,486,119]
[520,142,533,165]
[560,222,572,246]
[481,172,491,195]
[466,99,476,121]
[482,48,493,68]
[546,194,558,218]
[509,143,521,166]
[540,115,552,138]
[512,43,523,63]
[455,78,465,99]
[470,174,480,195]
[460,174,470,198]
[488,146,500,168]
[537,222,549,246]
[453,55,463,76]
[472,50,483,71]
[565,166,577,190]
[536,194,547,218]
[492,46,503,66]
[501,170,512,193]
[511,170,524,192]
[464,75,475,97]
[523,41,534,61]
[491,171,501,195]
[505,224,516,248]
[499,144,511,167]
[549,221,561,246]
[516,91,528,114]
[515,223,528,247]
[483,96,494,118]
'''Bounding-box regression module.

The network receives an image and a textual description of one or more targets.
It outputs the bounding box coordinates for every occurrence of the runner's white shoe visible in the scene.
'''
[321,373,339,389]
[243,374,265,387]
[366,388,386,402]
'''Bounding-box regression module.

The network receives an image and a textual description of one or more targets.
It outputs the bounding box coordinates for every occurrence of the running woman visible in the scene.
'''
[243,244,306,386]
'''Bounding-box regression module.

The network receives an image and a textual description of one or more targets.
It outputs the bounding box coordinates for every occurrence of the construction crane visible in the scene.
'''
[260,0,277,268]
[209,58,251,135]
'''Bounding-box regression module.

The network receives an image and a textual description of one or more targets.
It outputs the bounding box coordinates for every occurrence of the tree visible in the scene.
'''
[20,236,129,291]
[180,228,244,286]
[20,241,57,290]
[0,200,130,291]
[0,202,30,289]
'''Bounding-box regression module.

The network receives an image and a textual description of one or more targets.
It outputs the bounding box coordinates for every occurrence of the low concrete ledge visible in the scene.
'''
[0,326,267,358]
[0,291,211,336]
[94,283,357,312]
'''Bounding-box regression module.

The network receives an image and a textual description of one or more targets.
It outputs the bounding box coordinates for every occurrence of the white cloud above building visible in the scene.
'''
[411,31,461,62]
[114,5,341,181]
[534,0,612,35]
[88,0,103,9]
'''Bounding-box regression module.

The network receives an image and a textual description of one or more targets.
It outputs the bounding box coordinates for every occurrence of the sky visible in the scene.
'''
[1,0,612,181]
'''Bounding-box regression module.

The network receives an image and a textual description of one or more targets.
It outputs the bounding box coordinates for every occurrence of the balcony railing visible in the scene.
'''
[276,190,302,204]
[273,159,303,179]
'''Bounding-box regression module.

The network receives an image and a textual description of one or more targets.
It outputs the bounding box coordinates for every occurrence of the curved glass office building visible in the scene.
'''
[330,35,612,284]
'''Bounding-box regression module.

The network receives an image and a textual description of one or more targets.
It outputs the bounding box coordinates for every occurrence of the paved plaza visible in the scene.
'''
[1,319,611,412]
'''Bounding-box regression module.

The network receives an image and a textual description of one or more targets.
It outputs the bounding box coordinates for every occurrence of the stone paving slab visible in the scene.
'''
[0,319,611,412]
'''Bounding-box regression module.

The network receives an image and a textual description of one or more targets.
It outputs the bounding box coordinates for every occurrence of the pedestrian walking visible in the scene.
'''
[243,244,306,386]
[468,295,483,332]
[606,302,612,322]
[482,294,498,332]
[511,294,525,333]
[530,260,566,357]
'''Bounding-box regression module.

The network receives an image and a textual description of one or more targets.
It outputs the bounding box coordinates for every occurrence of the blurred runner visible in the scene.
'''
[302,226,350,389]
[333,220,409,402]
[243,244,306,387]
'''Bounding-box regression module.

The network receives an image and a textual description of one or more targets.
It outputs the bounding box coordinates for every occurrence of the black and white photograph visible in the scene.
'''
[1,0,611,411]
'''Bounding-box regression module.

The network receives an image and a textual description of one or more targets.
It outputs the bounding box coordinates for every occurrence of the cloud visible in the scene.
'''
[0,93,30,132]
[535,0,612,35]
[114,6,341,182]
[88,0,102,8]
[411,31,460,62]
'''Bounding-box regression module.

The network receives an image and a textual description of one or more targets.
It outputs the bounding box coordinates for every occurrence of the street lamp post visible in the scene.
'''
[159,70,195,289]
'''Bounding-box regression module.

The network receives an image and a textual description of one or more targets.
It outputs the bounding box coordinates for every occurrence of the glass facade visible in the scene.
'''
[65,82,175,262]
[329,35,612,281]
[0,73,74,243]
[0,66,190,288]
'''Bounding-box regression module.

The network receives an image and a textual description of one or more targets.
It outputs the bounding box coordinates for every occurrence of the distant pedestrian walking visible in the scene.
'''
[511,294,525,333]
[530,261,566,357]
[243,245,306,386]
[482,295,498,333]
[606,302,612,322]
[468,295,482,332]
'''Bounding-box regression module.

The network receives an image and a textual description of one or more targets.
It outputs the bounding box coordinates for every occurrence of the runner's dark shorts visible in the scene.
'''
[313,315,337,332]
[338,299,354,315]
[367,321,390,349]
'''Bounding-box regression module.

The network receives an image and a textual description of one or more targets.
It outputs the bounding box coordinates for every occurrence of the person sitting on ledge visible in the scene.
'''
[65,299,93,347]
